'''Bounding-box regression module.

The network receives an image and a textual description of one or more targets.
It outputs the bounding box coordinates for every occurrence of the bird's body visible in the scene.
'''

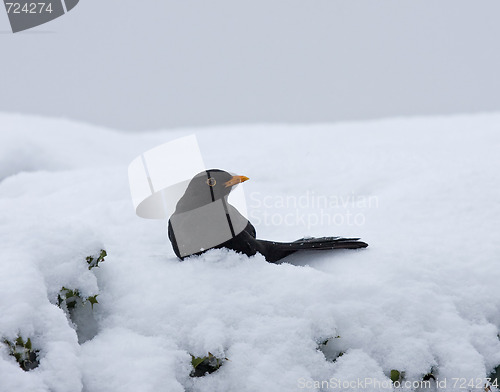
[168,169,368,263]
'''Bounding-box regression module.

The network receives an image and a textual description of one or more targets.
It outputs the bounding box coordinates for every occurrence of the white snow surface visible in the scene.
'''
[0,112,500,392]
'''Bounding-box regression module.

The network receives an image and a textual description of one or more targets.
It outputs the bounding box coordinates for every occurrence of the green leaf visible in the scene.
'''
[98,249,107,262]
[3,336,40,371]
[423,373,436,381]
[191,355,207,369]
[87,249,107,270]
[390,369,401,382]
[87,295,99,309]
[57,286,83,310]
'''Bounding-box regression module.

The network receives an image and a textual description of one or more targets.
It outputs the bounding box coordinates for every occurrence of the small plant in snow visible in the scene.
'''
[86,249,107,270]
[56,286,99,343]
[390,369,404,383]
[190,352,228,377]
[54,249,106,344]
[3,336,39,371]
[422,369,436,381]
[57,287,82,310]
[57,287,99,310]
[57,249,106,311]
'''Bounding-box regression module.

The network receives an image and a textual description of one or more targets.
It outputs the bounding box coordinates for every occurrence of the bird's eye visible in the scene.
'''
[206,178,217,187]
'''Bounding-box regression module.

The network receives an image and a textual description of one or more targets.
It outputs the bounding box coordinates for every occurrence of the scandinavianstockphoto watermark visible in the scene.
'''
[248,191,378,230]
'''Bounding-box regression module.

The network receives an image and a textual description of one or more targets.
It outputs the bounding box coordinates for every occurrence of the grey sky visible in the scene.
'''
[1,0,499,131]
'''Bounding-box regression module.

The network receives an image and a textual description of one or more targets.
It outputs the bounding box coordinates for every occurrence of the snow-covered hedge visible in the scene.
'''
[1,113,500,392]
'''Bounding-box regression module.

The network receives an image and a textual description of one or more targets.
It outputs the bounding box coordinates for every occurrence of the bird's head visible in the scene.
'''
[175,169,249,212]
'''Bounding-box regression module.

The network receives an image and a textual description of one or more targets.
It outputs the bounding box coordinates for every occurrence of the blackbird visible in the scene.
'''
[168,169,368,263]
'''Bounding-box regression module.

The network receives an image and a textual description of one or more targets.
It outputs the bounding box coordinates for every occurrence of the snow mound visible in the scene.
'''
[1,112,500,392]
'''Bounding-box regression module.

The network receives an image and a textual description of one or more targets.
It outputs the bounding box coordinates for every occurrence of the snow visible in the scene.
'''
[0,112,500,392]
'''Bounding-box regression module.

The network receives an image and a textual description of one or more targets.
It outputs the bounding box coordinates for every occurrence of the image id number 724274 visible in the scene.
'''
[5,2,53,13]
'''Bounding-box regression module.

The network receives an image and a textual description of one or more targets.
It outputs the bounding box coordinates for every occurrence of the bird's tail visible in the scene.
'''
[290,236,368,250]
[257,236,368,262]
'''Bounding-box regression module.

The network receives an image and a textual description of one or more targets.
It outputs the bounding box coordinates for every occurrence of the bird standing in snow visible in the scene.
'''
[168,169,367,262]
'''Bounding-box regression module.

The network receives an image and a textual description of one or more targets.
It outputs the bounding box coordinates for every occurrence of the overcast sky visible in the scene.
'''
[1,0,499,131]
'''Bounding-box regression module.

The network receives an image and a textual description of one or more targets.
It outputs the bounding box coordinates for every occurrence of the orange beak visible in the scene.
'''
[224,175,249,188]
